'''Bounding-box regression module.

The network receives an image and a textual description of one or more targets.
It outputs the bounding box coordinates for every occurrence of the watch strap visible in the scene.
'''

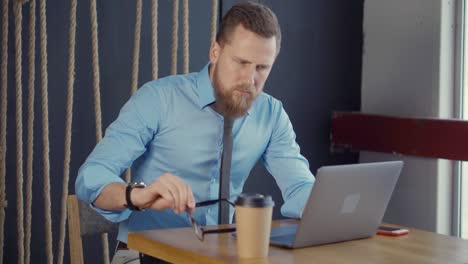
[125,182,146,211]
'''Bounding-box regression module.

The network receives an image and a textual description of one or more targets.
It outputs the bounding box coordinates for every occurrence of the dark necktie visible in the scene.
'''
[218,117,234,225]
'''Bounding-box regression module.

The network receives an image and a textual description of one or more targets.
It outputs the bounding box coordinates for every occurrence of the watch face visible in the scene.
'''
[131,182,146,188]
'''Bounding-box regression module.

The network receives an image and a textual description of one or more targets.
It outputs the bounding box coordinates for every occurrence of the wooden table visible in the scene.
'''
[128,219,468,263]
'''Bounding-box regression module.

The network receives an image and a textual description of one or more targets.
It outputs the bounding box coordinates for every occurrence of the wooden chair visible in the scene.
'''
[67,194,118,264]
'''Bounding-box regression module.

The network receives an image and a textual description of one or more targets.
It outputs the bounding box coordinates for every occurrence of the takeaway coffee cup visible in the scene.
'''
[234,193,275,258]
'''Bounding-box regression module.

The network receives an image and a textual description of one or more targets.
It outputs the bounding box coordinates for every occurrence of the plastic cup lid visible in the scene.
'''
[234,193,275,208]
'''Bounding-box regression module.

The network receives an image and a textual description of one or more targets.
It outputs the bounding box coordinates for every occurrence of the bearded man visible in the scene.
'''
[76,2,315,263]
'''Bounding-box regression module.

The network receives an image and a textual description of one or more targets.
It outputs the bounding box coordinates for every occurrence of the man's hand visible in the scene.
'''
[92,173,195,214]
[131,173,196,214]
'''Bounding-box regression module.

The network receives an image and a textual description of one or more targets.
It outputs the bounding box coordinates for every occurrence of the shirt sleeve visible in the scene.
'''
[75,83,162,222]
[261,100,315,219]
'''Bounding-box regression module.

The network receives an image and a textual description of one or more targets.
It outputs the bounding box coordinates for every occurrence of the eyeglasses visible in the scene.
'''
[188,198,236,241]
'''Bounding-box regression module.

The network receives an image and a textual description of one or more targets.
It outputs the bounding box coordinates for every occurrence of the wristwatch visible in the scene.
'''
[125,182,146,211]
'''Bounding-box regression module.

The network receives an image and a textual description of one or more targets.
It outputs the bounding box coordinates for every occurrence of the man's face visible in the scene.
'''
[209,24,277,118]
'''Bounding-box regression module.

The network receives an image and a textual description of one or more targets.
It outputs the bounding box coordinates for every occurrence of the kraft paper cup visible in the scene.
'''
[234,193,274,259]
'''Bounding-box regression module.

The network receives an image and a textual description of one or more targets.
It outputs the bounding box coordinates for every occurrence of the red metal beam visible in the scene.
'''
[331,112,468,161]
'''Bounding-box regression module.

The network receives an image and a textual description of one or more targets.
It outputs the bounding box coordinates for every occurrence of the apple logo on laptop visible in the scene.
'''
[341,193,360,214]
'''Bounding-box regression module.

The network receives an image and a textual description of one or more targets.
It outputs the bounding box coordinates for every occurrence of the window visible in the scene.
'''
[459,0,467,239]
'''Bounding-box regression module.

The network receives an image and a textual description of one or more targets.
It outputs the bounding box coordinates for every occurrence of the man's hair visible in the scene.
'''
[216,1,281,54]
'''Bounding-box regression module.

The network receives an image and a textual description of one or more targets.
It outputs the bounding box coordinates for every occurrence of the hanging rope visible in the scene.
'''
[210,0,218,45]
[0,0,9,261]
[13,1,25,263]
[182,0,189,74]
[39,0,53,262]
[90,0,103,142]
[56,0,76,263]
[151,0,158,80]
[89,0,110,263]
[171,0,178,75]
[125,0,143,183]
[131,0,142,95]
[25,0,36,263]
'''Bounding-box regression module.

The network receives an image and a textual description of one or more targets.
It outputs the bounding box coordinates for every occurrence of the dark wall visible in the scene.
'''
[232,0,363,218]
[1,0,361,262]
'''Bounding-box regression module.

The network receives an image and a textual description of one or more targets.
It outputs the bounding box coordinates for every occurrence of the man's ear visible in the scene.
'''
[209,41,221,64]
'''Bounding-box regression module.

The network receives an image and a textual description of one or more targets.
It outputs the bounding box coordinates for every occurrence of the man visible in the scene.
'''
[76,1,315,263]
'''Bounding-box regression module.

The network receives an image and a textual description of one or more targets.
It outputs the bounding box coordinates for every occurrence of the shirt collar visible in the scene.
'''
[196,63,216,109]
[196,63,251,115]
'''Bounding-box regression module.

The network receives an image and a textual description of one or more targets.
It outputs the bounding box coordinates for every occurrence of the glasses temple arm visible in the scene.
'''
[195,200,219,207]
[195,199,235,207]
[202,227,236,234]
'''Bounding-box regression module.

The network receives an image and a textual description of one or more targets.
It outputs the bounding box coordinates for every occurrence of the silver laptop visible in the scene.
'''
[270,161,403,248]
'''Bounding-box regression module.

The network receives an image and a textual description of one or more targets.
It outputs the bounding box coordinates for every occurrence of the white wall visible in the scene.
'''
[361,0,457,234]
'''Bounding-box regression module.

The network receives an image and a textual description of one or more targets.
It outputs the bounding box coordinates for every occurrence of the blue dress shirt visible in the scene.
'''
[75,64,315,243]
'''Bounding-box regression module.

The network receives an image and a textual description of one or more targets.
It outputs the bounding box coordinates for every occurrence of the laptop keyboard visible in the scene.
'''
[271,233,295,243]
[269,225,298,246]
[270,225,298,237]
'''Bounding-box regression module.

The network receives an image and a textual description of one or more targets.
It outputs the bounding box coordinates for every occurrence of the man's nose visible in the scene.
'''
[242,66,256,87]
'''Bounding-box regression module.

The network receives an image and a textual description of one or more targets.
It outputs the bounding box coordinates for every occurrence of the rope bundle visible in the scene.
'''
[56,0,77,263]
[183,0,189,74]
[89,0,111,261]
[152,0,159,80]
[131,0,142,95]
[0,0,9,262]
[25,0,36,263]
[211,0,218,45]
[171,0,179,75]
[1,0,219,263]
[13,1,25,263]
[39,0,53,262]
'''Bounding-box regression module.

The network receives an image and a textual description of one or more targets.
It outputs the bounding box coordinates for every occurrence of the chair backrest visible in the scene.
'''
[67,194,118,264]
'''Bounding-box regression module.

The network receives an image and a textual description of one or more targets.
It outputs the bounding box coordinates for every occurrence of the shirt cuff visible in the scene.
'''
[89,183,133,223]
[76,163,132,223]
[280,183,313,218]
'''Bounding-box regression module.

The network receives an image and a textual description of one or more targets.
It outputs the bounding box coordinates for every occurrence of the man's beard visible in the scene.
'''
[213,67,257,118]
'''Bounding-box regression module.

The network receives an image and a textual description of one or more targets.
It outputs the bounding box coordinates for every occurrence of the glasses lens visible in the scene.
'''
[189,216,204,241]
